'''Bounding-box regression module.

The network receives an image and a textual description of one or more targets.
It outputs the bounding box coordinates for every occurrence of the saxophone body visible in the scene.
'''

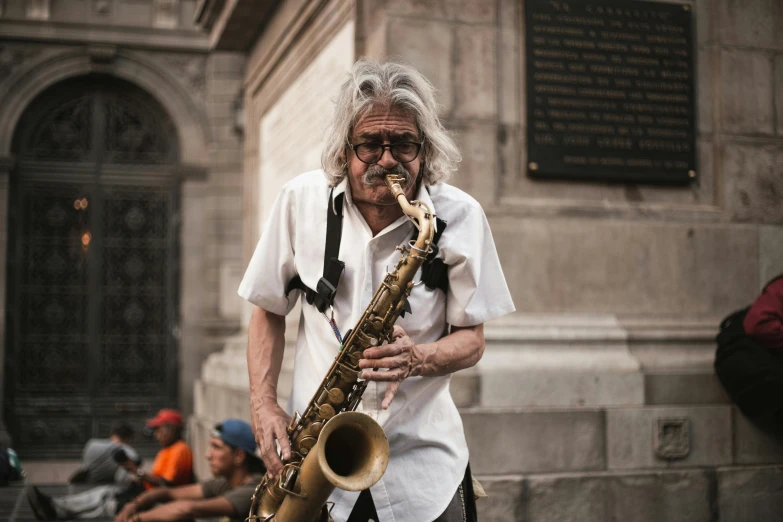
[248,175,437,522]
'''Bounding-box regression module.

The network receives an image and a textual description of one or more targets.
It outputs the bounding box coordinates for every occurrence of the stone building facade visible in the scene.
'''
[190,0,783,519]
[1,0,782,518]
[0,0,246,456]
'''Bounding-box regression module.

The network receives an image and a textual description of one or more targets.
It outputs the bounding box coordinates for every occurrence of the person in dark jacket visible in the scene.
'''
[715,275,783,437]
[743,276,783,351]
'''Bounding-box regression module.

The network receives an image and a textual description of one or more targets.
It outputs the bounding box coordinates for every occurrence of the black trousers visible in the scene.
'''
[346,464,477,522]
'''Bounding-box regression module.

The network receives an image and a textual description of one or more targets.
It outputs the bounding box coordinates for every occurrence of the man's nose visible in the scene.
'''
[376,146,398,169]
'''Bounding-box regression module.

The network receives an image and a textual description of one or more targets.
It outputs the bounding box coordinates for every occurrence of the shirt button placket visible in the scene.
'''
[365,242,375,299]
[365,241,378,415]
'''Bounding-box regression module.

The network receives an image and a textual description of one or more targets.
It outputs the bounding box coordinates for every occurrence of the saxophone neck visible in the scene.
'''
[385,175,435,253]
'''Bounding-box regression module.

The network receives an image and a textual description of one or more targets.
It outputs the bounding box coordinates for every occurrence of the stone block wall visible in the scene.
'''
[177,50,245,414]
[257,21,355,227]
[359,0,783,325]
[188,3,783,517]
[202,51,245,326]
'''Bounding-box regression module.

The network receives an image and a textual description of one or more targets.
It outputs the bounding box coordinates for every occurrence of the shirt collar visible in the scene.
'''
[330,176,349,215]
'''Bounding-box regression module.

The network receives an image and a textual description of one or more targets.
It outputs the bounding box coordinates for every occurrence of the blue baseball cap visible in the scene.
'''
[212,419,258,456]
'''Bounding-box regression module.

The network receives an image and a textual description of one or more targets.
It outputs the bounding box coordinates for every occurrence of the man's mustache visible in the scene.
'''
[363,164,411,187]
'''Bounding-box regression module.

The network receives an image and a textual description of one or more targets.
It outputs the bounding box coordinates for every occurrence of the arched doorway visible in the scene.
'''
[4,75,181,458]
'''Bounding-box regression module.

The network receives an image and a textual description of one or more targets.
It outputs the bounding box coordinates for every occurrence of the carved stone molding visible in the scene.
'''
[93,0,111,16]
[194,0,226,31]
[654,417,691,460]
[155,52,207,101]
[25,0,49,20]
[88,44,117,65]
[153,0,179,29]
[0,48,212,166]
[0,20,209,51]
[0,44,45,84]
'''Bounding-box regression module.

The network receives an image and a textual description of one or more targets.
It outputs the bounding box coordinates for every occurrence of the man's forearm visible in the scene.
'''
[138,472,165,488]
[247,307,287,405]
[414,324,484,377]
[131,488,173,510]
[132,500,190,522]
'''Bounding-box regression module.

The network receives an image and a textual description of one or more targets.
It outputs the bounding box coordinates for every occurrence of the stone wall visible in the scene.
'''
[361,0,782,317]
[346,0,783,410]
[194,0,783,423]
[257,21,354,227]
[1,0,200,28]
[189,2,783,517]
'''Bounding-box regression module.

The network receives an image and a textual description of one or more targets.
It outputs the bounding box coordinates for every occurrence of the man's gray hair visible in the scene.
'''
[321,58,461,187]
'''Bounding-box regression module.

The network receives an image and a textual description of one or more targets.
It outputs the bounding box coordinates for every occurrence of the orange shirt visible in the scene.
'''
[146,439,193,489]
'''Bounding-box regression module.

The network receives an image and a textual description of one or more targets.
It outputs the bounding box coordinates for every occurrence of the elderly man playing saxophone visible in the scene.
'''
[239,58,515,522]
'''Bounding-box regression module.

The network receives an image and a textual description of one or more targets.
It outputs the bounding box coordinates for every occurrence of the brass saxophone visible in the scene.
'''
[247,174,437,522]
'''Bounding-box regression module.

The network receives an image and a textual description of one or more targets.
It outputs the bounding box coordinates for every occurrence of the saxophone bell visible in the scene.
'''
[273,412,389,522]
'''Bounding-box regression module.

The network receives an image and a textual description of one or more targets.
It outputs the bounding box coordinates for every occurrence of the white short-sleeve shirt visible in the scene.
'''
[239,170,515,522]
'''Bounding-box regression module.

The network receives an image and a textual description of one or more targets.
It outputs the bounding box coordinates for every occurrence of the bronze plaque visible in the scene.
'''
[525,0,696,184]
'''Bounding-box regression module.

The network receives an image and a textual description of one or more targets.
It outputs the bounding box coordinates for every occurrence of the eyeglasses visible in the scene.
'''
[348,139,425,164]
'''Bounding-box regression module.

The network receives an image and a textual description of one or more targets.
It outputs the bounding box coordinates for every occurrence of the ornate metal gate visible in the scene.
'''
[5,76,181,458]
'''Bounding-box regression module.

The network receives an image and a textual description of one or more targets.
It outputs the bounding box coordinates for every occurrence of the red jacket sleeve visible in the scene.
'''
[743,278,783,351]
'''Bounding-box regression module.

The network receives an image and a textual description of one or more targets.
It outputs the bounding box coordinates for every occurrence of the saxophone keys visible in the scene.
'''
[298,436,317,456]
[310,421,325,437]
[287,411,302,431]
[317,403,336,419]
[326,388,345,404]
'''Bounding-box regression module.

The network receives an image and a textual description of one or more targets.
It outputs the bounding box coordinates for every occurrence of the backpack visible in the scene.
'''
[714,307,783,418]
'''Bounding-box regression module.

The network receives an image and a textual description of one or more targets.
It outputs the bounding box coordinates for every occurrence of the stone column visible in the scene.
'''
[0,156,13,445]
[179,51,246,420]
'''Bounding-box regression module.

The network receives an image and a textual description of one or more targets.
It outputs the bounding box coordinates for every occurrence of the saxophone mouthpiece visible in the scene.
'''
[385,174,408,199]
[385,173,406,185]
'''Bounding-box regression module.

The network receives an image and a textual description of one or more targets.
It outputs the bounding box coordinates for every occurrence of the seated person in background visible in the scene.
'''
[69,422,140,485]
[121,409,194,489]
[26,409,194,520]
[744,275,783,351]
[113,418,265,522]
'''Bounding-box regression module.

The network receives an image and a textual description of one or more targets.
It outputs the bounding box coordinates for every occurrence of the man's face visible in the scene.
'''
[346,105,423,205]
[153,424,177,447]
[205,436,239,477]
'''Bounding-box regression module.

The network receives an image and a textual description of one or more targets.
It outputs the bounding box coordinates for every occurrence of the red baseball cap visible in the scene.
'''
[145,408,183,428]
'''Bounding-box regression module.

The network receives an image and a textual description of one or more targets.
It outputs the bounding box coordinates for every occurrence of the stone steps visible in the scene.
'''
[475,465,783,522]
[462,404,783,476]
[194,378,783,476]
[192,366,783,521]
[190,317,775,521]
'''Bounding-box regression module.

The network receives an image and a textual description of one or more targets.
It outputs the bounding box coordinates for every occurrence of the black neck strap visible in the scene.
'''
[324,189,344,275]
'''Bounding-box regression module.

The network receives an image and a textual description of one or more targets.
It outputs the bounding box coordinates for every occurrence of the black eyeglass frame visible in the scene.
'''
[347,138,426,165]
